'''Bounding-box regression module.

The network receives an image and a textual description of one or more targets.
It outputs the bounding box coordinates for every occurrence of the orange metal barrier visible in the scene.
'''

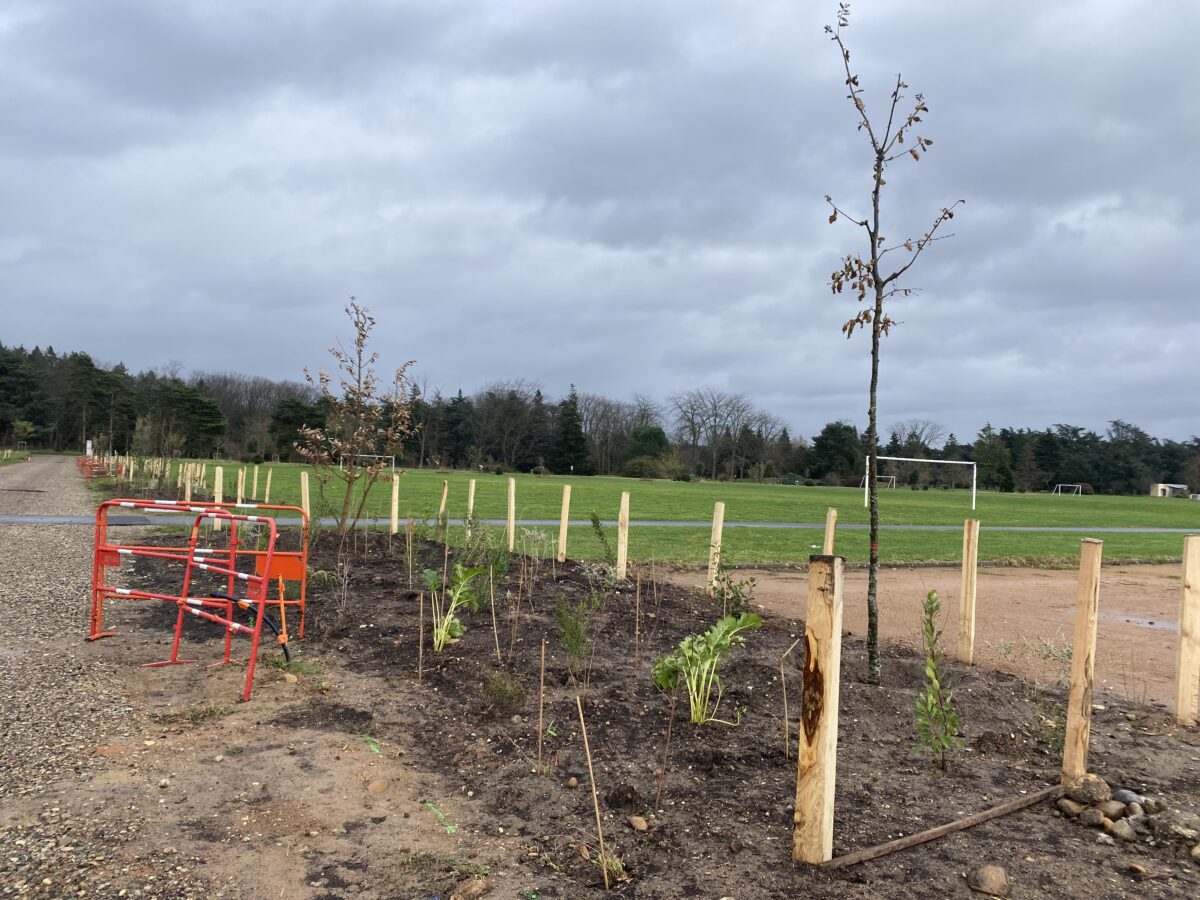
[90,508,279,701]
[90,498,311,639]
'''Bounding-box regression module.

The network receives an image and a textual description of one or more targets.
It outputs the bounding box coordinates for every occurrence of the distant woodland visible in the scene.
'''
[1,342,1197,495]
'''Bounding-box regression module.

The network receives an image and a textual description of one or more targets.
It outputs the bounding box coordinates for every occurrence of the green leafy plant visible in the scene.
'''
[588,509,616,568]
[422,564,486,652]
[480,671,525,717]
[711,554,757,616]
[653,612,762,725]
[555,593,603,680]
[913,589,962,770]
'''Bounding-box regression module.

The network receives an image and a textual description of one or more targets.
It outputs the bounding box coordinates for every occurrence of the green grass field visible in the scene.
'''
[123,461,1199,567]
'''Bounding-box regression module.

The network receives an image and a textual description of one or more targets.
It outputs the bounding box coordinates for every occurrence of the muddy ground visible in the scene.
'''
[56,519,1199,899]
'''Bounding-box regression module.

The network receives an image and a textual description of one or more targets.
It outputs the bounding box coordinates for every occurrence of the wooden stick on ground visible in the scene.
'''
[821,784,1066,869]
[536,638,547,775]
[779,637,802,760]
[417,591,425,684]
[634,572,641,664]
[576,695,610,891]
[489,571,502,664]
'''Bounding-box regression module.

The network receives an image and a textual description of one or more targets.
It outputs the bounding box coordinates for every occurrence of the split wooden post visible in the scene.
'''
[616,491,630,580]
[557,484,572,563]
[1061,538,1103,784]
[821,507,837,555]
[1175,534,1200,726]
[466,479,477,537]
[300,470,311,523]
[793,555,844,864]
[263,467,273,504]
[252,464,259,500]
[506,477,517,552]
[236,467,245,505]
[437,479,449,539]
[213,466,224,532]
[958,518,981,665]
[707,501,726,596]
[390,473,400,535]
[183,473,191,503]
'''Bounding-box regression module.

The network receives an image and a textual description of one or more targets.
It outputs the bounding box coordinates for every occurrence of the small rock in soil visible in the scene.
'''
[1128,815,1151,835]
[1097,834,1116,846]
[1191,843,1200,862]
[1079,808,1105,828]
[566,777,578,789]
[1149,809,1200,857]
[1143,797,1163,815]
[1057,798,1085,818]
[1066,774,1112,805]
[966,864,1009,897]
[628,815,648,832]
[1096,800,1128,820]
[367,779,390,795]
[1127,802,1145,818]
[1110,819,1138,842]
[1113,789,1144,806]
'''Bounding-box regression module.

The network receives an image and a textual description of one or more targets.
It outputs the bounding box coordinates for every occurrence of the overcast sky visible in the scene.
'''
[2,1,1197,444]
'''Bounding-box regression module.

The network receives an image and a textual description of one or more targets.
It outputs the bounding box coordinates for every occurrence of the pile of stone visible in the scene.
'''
[1057,773,1200,862]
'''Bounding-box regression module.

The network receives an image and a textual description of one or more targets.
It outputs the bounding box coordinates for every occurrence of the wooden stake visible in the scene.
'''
[576,696,610,891]
[252,464,259,500]
[653,692,677,811]
[1061,538,1102,784]
[958,518,980,665]
[236,466,245,505]
[634,572,641,663]
[707,501,725,596]
[793,555,844,865]
[299,471,311,522]
[506,477,516,552]
[390,473,400,535]
[417,591,425,683]
[780,637,802,760]
[615,491,630,580]
[466,478,476,537]
[213,466,224,532]
[536,639,547,775]
[183,474,191,503]
[437,479,449,540]
[489,571,502,664]
[1175,534,1199,726]
[821,507,837,555]
[557,484,571,563]
[264,467,273,504]
[821,784,1066,870]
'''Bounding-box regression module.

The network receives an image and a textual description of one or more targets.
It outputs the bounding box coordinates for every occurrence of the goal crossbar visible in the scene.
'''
[865,456,977,511]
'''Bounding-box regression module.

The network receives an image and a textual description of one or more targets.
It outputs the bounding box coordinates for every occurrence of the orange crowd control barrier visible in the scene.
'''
[77,456,122,479]
[90,498,311,640]
[89,504,284,702]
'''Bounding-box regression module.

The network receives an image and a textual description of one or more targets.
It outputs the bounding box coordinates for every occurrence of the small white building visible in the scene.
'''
[1150,483,1189,498]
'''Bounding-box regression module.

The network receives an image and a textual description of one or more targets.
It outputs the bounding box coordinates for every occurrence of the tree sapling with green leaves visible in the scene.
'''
[653,612,762,726]
[913,589,962,769]
[422,564,486,653]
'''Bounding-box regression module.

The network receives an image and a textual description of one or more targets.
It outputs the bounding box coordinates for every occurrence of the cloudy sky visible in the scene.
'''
[2,1,1197,443]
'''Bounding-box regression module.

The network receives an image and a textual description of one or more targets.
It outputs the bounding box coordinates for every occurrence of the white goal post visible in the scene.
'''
[858,474,897,490]
[1052,483,1082,495]
[864,455,977,510]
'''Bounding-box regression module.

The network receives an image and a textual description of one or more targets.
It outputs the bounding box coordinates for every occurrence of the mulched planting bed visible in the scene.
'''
[124,528,1200,898]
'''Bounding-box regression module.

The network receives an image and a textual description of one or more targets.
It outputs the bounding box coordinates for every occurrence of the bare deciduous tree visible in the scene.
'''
[295,300,414,540]
[825,3,963,683]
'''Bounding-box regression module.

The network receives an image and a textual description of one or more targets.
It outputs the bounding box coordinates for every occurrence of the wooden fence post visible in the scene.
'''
[821,507,837,555]
[252,464,259,500]
[958,518,980,665]
[1062,538,1102,784]
[557,484,571,563]
[437,479,449,539]
[793,554,844,864]
[466,479,477,537]
[707,501,725,595]
[616,491,630,580]
[264,467,272,504]
[236,467,246,505]
[390,473,400,535]
[213,467,224,532]
[1175,534,1199,726]
[506,477,516,552]
[300,471,311,524]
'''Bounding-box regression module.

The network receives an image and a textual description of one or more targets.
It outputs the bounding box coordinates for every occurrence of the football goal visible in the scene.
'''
[339,454,396,471]
[864,456,977,510]
[1051,483,1082,496]
[858,474,897,490]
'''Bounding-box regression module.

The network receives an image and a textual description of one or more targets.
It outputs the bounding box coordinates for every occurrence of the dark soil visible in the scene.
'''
[118,528,1200,899]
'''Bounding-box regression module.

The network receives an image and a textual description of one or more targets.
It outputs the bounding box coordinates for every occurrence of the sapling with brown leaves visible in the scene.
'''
[824,3,963,684]
[913,589,962,770]
[653,612,762,726]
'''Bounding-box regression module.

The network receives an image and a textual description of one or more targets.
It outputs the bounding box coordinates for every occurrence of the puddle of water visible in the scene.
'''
[1099,610,1176,631]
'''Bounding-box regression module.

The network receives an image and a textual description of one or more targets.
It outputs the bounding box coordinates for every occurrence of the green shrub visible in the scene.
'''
[653,612,762,725]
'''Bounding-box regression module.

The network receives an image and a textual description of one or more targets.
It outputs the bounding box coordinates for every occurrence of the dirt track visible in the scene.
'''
[669,562,1188,706]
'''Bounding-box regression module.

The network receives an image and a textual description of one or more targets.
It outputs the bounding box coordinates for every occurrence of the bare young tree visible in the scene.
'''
[824,3,963,683]
[295,299,415,540]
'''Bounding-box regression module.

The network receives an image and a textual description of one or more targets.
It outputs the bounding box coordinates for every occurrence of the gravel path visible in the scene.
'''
[0,457,232,898]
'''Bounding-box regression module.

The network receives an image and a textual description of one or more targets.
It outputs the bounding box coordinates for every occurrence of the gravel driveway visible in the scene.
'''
[0,457,233,898]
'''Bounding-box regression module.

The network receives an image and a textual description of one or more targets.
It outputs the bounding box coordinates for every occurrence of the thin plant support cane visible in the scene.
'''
[576,695,610,891]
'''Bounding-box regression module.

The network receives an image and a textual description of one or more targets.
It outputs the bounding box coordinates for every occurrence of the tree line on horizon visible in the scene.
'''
[1,341,1197,495]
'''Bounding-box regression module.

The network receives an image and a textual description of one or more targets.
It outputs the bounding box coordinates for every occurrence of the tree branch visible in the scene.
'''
[881,201,964,286]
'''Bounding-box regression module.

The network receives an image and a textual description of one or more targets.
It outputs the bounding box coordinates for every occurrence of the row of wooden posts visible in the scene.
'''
[793,531,1200,864]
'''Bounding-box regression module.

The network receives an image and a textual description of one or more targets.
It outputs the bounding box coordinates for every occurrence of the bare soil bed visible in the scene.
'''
[77,527,1200,899]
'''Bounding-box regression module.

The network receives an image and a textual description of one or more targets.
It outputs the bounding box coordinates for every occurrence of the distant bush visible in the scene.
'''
[622,456,666,480]
[781,473,801,486]
[674,472,692,483]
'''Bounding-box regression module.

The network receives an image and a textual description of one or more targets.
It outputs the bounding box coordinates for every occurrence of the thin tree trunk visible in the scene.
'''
[865,149,885,685]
